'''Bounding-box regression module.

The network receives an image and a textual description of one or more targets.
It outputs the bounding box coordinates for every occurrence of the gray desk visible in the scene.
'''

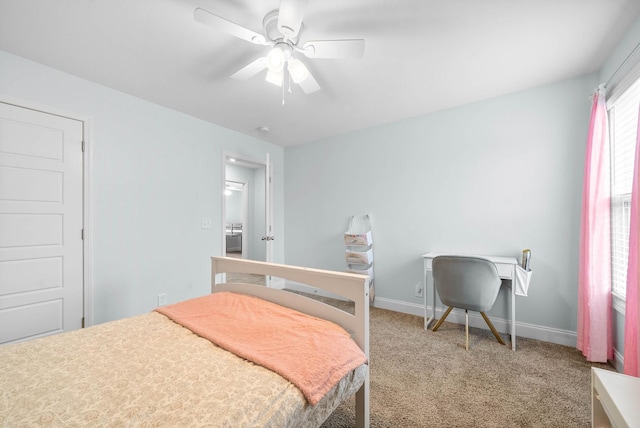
[423,252,519,350]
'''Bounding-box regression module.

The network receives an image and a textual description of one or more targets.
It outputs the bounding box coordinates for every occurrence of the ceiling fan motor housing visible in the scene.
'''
[263,10,301,45]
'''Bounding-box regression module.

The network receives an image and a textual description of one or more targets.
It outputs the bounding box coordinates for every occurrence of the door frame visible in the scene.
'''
[0,94,94,327]
[221,151,273,263]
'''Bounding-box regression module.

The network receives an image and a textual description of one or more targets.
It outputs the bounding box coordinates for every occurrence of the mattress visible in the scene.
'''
[0,310,367,427]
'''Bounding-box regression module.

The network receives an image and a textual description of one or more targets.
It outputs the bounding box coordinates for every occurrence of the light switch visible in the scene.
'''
[201,218,212,229]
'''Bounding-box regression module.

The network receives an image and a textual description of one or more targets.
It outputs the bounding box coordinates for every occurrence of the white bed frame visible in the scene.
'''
[211,256,370,428]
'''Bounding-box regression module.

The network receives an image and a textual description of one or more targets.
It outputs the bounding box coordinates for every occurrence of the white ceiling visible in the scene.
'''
[1,0,639,147]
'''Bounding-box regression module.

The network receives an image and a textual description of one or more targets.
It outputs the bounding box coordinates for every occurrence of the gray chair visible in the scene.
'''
[431,256,506,350]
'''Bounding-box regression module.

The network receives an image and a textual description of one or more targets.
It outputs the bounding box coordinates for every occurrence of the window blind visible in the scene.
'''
[607,77,640,298]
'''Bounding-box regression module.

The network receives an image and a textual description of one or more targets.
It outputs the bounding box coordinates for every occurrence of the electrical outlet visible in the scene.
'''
[158,293,167,306]
[201,218,212,229]
[415,283,423,298]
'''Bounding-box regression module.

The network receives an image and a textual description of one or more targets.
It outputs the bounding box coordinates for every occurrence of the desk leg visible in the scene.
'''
[432,273,436,327]
[424,268,436,330]
[511,266,516,351]
[423,269,428,329]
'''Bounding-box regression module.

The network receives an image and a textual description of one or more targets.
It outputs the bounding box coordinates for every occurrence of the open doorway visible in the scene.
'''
[223,153,272,285]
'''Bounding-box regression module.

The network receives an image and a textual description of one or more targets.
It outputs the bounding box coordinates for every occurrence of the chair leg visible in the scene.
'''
[432,306,453,331]
[480,312,506,346]
[465,310,469,351]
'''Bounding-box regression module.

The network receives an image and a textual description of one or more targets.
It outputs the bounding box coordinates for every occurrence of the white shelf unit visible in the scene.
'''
[592,367,640,427]
[344,215,374,301]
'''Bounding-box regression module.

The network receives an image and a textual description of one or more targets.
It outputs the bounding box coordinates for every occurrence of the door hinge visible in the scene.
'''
[82,317,85,328]
[81,229,84,240]
[82,140,85,152]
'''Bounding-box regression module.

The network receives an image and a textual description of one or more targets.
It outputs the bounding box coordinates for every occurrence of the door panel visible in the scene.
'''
[0,102,84,345]
[0,118,64,159]
[1,256,63,295]
[1,299,63,343]
[0,165,63,201]
[0,213,63,247]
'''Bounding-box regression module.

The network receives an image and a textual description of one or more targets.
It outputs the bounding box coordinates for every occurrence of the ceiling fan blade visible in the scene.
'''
[194,8,268,45]
[302,39,365,59]
[231,57,268,81]
[297,71,320,94]
[277,0,309,38]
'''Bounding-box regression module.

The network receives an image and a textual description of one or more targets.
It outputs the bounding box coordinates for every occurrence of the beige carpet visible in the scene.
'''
[320,306,613,428]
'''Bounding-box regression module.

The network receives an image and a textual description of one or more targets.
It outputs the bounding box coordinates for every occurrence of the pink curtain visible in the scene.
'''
[623,105,640,376]
[577,88,613,362]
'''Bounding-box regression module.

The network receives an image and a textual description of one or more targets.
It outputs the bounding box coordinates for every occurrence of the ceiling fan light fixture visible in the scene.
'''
[266,46,285,72]
[265,68,284,87]
[287,58,309,83]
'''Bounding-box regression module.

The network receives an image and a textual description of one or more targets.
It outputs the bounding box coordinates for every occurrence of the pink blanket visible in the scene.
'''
[156,292,367,405]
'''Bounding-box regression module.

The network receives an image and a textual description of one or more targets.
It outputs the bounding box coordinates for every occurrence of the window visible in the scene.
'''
[607,77,640,298]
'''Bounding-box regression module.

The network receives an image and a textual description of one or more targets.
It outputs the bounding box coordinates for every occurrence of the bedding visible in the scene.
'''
[0,257,370,427]
[156,291,367,405]
[0,310,367,427]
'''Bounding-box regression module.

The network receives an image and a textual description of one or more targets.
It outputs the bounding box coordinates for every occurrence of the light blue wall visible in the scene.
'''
[285,74,596,334]
[0,50,285,325]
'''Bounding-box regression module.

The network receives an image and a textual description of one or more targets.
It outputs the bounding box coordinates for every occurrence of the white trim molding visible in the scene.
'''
[613,348,625,372]
[377,297,577,347]
[285,279,578,348]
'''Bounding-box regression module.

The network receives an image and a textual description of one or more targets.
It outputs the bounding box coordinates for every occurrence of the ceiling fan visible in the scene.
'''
[194,0,365,95]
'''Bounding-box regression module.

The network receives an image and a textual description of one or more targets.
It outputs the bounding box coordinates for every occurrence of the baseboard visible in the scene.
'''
[282,282,578,348]
[372,296,424,316]
[375,297,577,347]
[613,348,624,372]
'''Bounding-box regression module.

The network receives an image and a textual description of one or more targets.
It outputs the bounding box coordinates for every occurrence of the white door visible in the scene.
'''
[0,102,84,345]
[263,153,274,262]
